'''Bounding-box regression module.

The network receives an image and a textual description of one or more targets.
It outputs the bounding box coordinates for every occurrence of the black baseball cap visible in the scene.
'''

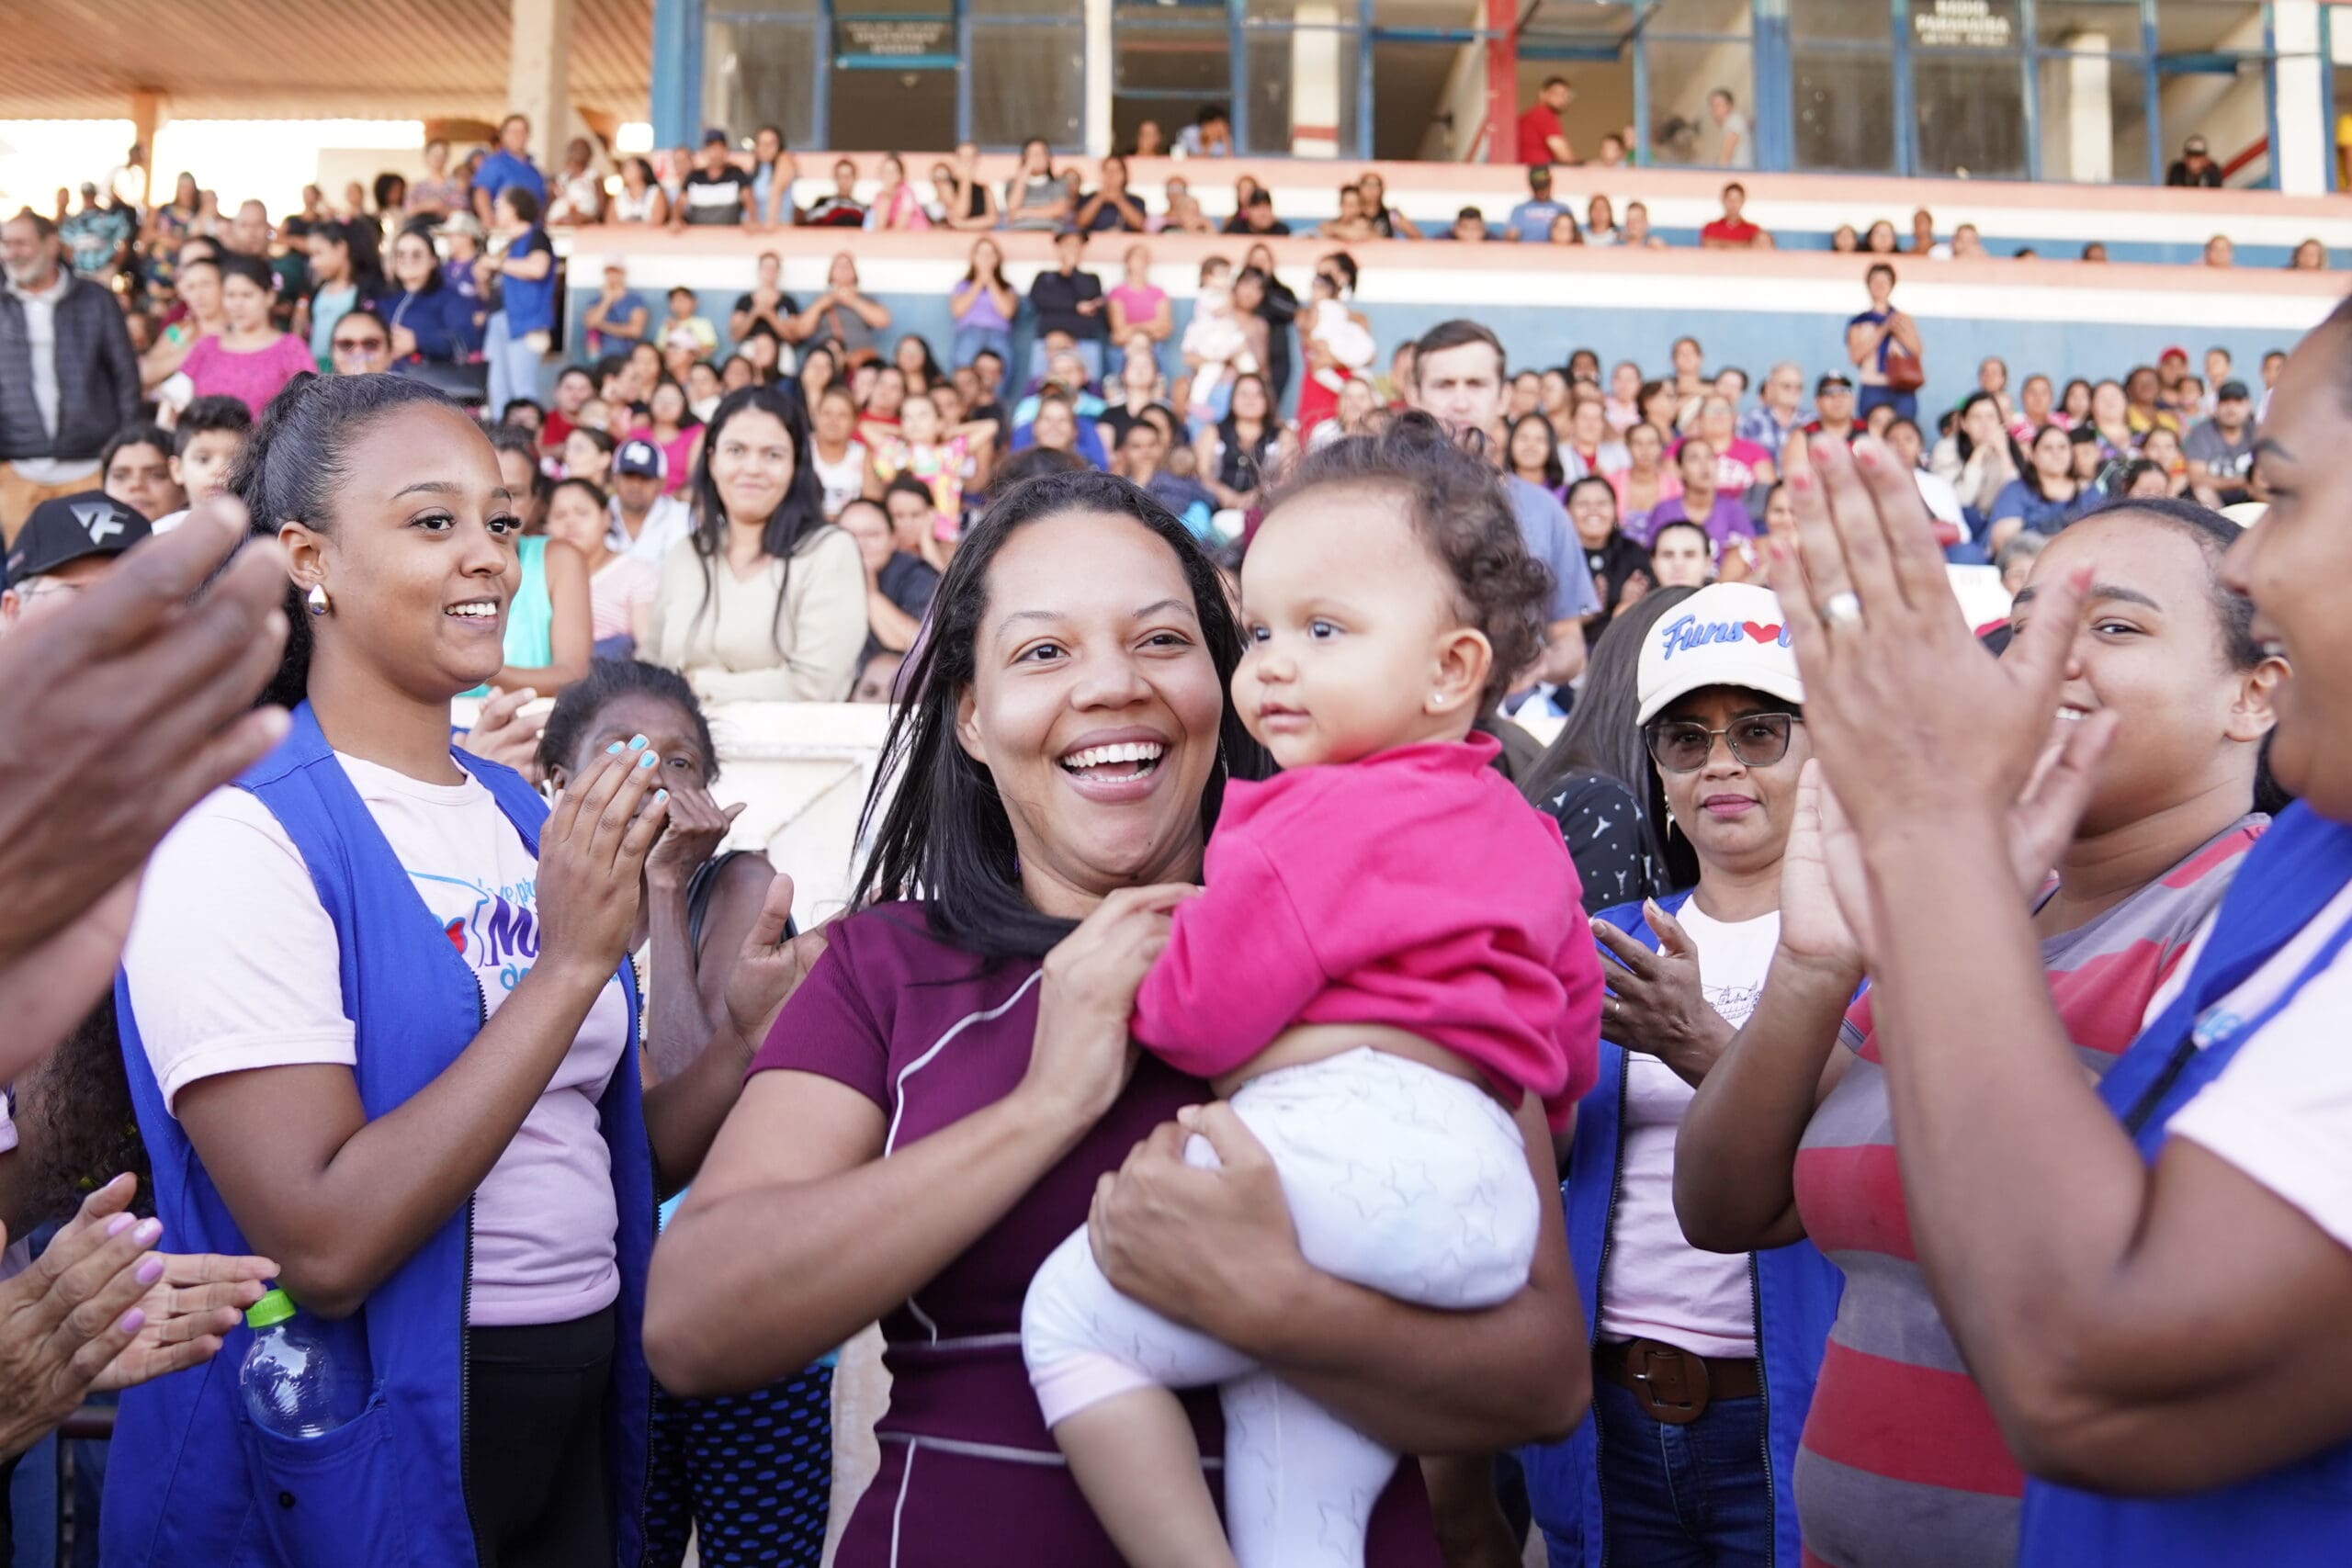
[6,491,150,586]
[2217,378,2251,402]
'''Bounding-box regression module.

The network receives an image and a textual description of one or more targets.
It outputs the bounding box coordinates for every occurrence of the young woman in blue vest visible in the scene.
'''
[107,373,773,1567]
[1521,580,1843,1567]
[1766,322,2352,1568]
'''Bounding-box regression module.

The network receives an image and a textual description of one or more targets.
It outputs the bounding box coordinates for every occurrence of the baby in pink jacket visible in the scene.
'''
[1023,414,1606,1568]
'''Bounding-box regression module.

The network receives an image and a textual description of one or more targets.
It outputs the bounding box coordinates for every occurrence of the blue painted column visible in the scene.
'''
[651,0,704,151]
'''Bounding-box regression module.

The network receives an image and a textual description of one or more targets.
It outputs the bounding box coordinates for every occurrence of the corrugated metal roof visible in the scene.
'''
[0,0,652,119]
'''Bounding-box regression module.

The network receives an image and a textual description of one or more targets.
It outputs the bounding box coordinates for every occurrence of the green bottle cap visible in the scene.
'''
[245,1288,296,1330]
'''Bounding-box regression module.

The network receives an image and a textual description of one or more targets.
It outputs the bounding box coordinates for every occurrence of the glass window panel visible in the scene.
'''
[1909,0,2022,51]
[1522,1,1637,39]
[972,24,1086,149]
[1243,0,1362,24]
[831,65,956,150]
[968,0,1080,16]
[2155,3,2267,55]
[1240,27,1358,157]
[705,0,817,13]
[1644,39,1753,165]
[1115,20,1230,96]
[1915,54,2028,177]
[703,18,818,153]
[1368,0,1484,30]
[1792,45,1896,173]
[1792,1,1894,43]
[833,0,946,14]
[1650,0,1751,36]
[2037,50,2151,183]
[2036,1,2144,53]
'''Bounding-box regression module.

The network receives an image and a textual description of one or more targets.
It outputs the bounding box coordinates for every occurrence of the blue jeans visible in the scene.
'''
[1856,385,1917,425]
[1589,1374,1770,1567]
[484,310,546,413]
[951,322,1012,371]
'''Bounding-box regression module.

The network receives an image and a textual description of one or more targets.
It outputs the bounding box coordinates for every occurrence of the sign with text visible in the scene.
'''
[1913,0,2018,50]
[835,16,955,66]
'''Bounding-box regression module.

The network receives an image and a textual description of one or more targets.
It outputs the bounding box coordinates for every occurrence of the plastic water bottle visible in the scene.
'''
[241,1289,368,1438]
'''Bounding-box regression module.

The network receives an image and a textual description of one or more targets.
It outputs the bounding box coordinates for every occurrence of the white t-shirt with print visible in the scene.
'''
[122,753,629,1327]
[2137,884,2352,1250]
[1596,902,1779,1359]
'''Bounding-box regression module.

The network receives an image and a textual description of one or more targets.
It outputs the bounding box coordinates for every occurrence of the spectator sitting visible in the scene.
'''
[545,476,657,658]
[1005,139,1071,231]
[2291,238,2328,270]
[1013,352,1108,430]
[325,305,392,378]
[1357,171,1422,240]
[1804,372,1860,442]
[146,395,251,533]
[1012,390,1106,468]
[1620,200,1667,249]
[801,159,868,228]
[1223,188,1291,237]
[2203,233,2235,269]
[547,137,605,225]
[380,226,485,369]
[869,483,947,642]
[1156,175,1215,235]
[1,489,150,629]
[1078,155,1148,234]
[2166,133,2224,187]
[729,252,801,360]
[181,254,313,418]
[1951,222,1988,258]
[1886,414,1970,545]
[1984,423,2091,552]
[1453,206,1490,243]
[658,285,718,373]
[675,130,752,228]
[563,424,617,486]
[1647,517,1716,589]
[1700,182,1767,249]
[1131,120,1165,157]
[2185,379,2256,507]
[608,436,692,562]
[1547,211,1584,245]
[1318,184,1377,243]
[866,153,932,232]
[1508,166,1569,243]
[1908,206,1946,257]
[1594,131,1628,168]
[1645,434,1754,549]
[612,156,669,225]
[100,423,182,523]
[1176,105,1232,158]
[1179,261,1256,423]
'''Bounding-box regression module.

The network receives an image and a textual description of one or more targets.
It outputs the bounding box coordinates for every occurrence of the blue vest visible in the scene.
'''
[103,702,655,1567]
[1520,890,1845,1568]
[2020,801,2352,1564]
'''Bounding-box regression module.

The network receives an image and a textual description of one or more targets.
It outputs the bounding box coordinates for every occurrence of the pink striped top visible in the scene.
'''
[1789,818,2264,1568]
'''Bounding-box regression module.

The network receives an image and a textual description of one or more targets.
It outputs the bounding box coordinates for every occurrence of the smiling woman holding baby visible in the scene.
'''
[647,453,1597,1566]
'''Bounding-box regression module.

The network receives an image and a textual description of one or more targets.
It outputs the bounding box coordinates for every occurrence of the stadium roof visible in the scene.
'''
[0,0,652,120]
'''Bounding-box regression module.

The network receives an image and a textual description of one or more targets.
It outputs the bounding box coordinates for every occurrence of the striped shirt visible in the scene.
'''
[1789,817,2265,1568]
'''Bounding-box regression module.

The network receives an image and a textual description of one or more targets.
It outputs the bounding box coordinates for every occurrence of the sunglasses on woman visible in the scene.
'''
[1645,712,1804,773]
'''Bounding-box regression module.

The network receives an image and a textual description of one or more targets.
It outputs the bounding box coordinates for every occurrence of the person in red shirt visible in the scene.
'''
[1700,182,1767,249]
[1518,76,1575,165]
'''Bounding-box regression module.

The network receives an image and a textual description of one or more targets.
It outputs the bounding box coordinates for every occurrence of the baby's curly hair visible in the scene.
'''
[1261,410,1554,710]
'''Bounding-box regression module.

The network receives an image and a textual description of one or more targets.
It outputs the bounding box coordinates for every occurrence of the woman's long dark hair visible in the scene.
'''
[1523,584,1700,882]
[1509,412,1566,493]
[234,371,460,708]
[849,470,1268,960]
[684,382,829,653]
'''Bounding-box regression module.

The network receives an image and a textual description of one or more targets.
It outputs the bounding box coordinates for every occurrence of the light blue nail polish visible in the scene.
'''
[628,734,649,751]
[654,789,669,803]
[606,742,624,754]
[639,751,659,769]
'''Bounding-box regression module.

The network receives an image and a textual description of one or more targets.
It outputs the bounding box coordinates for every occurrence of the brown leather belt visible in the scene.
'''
[1595,1337,1760,1426]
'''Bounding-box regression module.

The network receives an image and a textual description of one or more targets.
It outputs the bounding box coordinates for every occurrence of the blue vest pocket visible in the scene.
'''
[235,1395,415,1566]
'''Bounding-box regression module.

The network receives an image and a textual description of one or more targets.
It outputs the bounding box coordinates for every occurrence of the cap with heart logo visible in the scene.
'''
[1635,581,1807,726]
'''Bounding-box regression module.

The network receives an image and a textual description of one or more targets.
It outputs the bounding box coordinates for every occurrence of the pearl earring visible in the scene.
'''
[304,583,331,616]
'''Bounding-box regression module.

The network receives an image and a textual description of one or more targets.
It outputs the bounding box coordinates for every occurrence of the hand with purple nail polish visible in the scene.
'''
[0,1173,277,1458]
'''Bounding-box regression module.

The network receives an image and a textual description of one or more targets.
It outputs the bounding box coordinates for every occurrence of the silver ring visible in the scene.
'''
[1822,591,1863,627]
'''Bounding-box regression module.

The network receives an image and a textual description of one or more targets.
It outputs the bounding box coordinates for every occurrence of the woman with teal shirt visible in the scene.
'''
[470,425,594,697]
[1768,306,2352,1568]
